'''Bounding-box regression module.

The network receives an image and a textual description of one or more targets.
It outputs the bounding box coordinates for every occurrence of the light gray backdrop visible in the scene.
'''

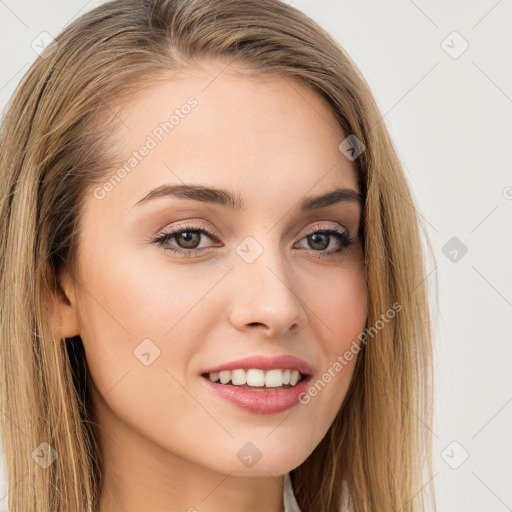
[1,1,511,511]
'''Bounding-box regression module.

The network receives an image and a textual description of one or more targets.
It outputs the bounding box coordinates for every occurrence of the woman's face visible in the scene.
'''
[58,62,368,477]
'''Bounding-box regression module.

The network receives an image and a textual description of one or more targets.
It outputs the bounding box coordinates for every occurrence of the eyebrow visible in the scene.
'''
[133,184,364,212]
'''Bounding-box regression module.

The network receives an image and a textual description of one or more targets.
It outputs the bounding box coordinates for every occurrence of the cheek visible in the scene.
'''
[295,258,367,428]
[74,240,233,399]
[79,238,220,337]
[306,255,367,351]
[73,249,226,455]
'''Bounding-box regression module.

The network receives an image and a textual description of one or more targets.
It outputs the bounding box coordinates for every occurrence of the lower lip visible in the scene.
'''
[200,375,312,414]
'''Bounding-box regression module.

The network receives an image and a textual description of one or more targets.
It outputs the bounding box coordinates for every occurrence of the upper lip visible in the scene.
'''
[201,354,313,376]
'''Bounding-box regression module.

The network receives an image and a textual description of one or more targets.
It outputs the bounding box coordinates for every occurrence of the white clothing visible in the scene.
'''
[283,472,302,512]
[283,471,351,512]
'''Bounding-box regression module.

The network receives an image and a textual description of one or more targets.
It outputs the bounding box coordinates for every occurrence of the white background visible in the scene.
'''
[1,1,511,511]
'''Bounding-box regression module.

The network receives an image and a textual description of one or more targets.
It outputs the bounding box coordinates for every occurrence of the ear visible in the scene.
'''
[46,262,81,339]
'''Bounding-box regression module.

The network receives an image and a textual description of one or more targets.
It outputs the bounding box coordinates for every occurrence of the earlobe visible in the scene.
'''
[47,263,81,339]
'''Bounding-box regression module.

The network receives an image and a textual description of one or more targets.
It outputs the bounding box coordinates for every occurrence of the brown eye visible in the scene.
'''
[306,232,331,251]
[295,227,356,258]
[153,224,218,257]
[173,230,202,249]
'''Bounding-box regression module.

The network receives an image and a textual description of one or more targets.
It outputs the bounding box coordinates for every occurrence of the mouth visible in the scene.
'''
[199,354,314,413]
[201,368,310,390]
[200,369,313,414]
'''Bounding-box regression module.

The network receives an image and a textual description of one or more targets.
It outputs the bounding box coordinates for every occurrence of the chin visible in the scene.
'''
[206,448,307,477]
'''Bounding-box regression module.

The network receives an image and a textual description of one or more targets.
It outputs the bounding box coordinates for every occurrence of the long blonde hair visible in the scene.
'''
[0,0,437,510]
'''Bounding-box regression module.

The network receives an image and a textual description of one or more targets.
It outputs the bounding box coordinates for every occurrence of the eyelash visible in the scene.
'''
[152,222,358,259]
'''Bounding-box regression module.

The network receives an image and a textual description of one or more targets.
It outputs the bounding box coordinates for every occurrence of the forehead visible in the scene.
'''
[93,62,360,215]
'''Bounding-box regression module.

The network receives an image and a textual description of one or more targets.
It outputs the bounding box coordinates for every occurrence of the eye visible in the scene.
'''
[294,223,358,259]
[152,222,358,259]
[152,222,219,258]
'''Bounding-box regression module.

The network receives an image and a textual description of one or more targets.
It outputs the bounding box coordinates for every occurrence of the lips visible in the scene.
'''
[199,354,314,414]
[201,373,313,414]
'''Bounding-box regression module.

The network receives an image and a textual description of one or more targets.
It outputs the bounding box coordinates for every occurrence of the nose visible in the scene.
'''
[228,243,307,338]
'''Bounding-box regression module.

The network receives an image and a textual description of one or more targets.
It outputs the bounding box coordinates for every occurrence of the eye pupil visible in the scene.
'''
[309,233,329,250]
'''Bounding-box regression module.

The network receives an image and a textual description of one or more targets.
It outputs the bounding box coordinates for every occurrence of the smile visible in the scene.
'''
[203,368,305,388]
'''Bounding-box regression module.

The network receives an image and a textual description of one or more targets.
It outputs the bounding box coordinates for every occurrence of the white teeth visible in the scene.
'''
[265,369,283,387]
[205,368,304,388]
[208,371,220,382]
[290,370,300,386]
[219,370,231,384]
[231,369,246,385]
[246,369,265,386]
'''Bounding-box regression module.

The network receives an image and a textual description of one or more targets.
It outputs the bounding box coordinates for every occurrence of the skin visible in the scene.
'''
[49,61,368,512]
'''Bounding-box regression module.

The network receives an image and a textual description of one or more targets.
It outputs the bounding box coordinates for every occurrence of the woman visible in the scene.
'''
[0,0,436,510]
